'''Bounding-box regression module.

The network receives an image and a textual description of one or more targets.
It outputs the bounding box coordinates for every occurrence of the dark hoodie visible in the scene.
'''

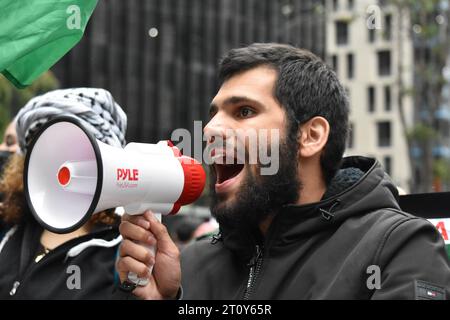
[0,211,121,299]
[181,157,450,299]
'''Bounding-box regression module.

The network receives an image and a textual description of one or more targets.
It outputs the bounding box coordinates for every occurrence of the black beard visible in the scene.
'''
[209,134,301,232]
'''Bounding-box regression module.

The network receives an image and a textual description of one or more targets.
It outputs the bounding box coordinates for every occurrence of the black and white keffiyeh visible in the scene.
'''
[15,88,127,153]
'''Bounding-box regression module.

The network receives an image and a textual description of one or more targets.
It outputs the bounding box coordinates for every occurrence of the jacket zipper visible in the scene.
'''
[243,245,263,300]
[9,281,20,296]
[9,248,56,297]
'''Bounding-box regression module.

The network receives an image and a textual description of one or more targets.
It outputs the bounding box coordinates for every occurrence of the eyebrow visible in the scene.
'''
[209,96,264,115]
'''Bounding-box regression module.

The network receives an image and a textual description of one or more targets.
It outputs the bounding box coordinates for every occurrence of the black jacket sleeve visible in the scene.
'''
[371,217,450,300]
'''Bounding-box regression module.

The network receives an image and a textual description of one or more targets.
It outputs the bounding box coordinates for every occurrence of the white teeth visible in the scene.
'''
[211,150,245,165]
[211,154,226,164]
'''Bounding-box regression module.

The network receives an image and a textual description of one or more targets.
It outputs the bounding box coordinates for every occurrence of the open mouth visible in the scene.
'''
[214,163,245,185]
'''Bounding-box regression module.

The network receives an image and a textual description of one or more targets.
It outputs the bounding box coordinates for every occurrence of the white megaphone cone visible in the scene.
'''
[24,116,206,285]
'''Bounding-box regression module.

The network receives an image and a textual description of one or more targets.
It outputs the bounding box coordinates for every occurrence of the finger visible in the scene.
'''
[122,214,150,230]
[117,256,153,280]
[119,239,156,265]
[144,212,180,258]
[132,274,159,300]
[119,220,154,244]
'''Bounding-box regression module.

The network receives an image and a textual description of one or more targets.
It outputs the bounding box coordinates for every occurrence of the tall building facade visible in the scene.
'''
[409,0,450,193]
[52,0,326,145]
[326,0,414,191]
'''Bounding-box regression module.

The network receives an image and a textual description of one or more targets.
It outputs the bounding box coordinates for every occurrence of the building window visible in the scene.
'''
[368,86,376,112]
[336,21,349,45]
[384,156,392,175]
[384,86,392,111]
[331,54,338,73]
[369,28,375,43]
[333,0,338,11]
[377,50,391,76]
[384,14,392,41]
[441,120,450,138]
[348,0,354,9]
[348,123,354,148]
[377,121,392,147]
[347,53,354,79]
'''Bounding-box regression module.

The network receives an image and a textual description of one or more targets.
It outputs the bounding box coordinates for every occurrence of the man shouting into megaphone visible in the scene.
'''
[117,43,450,300]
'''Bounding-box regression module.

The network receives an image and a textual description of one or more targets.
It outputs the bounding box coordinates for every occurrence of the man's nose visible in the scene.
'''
[204,115,228,145]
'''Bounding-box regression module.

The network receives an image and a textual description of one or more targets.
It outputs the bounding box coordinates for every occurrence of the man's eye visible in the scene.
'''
[237,107,255,118]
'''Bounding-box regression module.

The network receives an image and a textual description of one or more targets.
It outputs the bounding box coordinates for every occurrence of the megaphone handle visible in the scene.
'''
[127,213,162,286]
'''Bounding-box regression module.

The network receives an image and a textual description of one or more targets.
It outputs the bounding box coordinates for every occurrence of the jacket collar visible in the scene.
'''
[217,156,401,262]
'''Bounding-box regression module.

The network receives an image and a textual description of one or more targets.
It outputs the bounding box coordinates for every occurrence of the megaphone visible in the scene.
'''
[24,116,206,235]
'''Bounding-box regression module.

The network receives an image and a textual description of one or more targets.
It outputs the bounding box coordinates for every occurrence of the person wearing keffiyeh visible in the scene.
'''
[0,88,126,299]
[15,87,127,153]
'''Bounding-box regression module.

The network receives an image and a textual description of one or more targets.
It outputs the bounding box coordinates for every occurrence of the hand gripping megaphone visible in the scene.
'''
[24,116,206,285]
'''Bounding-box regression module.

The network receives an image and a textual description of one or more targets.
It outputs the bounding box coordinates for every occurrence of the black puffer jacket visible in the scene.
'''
[0,213,121,299]
[181,157,450,299]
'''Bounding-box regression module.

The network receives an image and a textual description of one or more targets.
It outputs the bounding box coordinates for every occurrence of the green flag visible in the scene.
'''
[0,0,98,88]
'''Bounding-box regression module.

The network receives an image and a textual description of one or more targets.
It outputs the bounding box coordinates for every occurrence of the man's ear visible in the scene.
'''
[298,116,330,158]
